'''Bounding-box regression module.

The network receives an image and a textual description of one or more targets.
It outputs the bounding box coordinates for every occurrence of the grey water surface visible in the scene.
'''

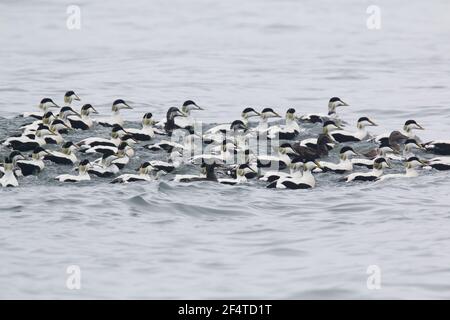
[0,0,450,299]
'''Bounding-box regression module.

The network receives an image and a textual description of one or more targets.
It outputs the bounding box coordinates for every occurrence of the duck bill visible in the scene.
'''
[63,122,73,131]
[314,161,323,169]
[369,120,378,126]
[247,109,261,117]
[91,107,99,114]
[416,124,425,130]
[194,104,204,111]
[123,103,133,110]
[74,94,81,101]
[117,126,130,134]
[416,142,426,150]
[15,154,26,161]
[272,112,281,118]
[247,166,256,173]
[340,101,349,106]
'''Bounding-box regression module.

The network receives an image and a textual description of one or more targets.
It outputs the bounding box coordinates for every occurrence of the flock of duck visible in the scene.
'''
[0,91,449,189]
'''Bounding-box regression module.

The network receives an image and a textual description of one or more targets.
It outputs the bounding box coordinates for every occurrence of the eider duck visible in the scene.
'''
[300,97,348,123]
[44,141,79,165]
[256,143,297,170]
[267,160,321,189]
[67,104,99,130]
[125,113,164,141]
[156,100,204,132]
[330,117,377,143]
[16,147,49,176]
[426,157,450,171]
[377,157,426,182]
[352,142,394,169]
[0,151,25,177]
[261,156,303,184]
[88,151,121,178]
[205,108,259,135]
[22,98,59,119]
[0,157,19,187]
[175,162,220,183]
[376,120,424,146]
[164,107,188,136]
[316,146,358,174]
[342,157,391,182]
[267,108,302,140]
[424,140,450,156]
[55,159,91,183]
[97,99,133,127]
[218,164,256,185]
[253,108,281,133]
[298,120,341,149]
[111,162,157,184]
[292,133,334,161]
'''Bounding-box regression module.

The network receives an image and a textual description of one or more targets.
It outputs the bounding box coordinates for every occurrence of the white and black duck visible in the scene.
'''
[205,108,259,135]
[111,162,157,184]
[267,160,320,189]
[253,108,281,134]
[300,97,348,123]
[88,151,121,178]
[256,143,297,170]
[426,156,450,171]
[44,141,79,165]
[0,151,24,177]
[342,157,391,182]
[97,99,133,127]
[125,112,164,141]
[352,141,394,169]
[330,117,377,143]
[298,120,341,150]
[267,108,302,140]
[218,164,256,185]
[76,124,128,150]
[16,147,49,176]
[55,159,91,183]
[2,125,55,151]
[22,98,60,119]
[377,157,426,182]
[164,107,188,136]
[424,140,450,156]
[316,146,358,174]
[67,104,98,130]
[0,157,19,187]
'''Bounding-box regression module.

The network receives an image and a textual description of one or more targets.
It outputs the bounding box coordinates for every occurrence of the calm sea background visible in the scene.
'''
[0,0,449,299]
